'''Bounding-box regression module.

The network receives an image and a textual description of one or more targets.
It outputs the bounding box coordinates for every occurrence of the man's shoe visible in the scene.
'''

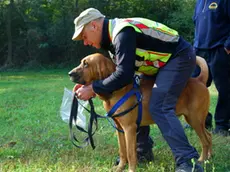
[212,128,230,137]
[137,150,154,163]
[175,159,203,172]
[114,150,154,166]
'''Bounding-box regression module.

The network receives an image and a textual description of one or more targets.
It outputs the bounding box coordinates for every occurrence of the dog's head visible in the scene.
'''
[68,53,116,85]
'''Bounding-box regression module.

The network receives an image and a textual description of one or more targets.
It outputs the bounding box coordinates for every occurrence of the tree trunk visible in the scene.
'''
[75,0,78,9]
[5,0,14,66]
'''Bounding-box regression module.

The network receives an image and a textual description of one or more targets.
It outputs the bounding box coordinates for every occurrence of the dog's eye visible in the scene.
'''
[83,60,88,68]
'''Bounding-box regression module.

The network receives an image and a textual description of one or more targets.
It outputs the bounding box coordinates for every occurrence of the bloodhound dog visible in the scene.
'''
[69,53,212,172]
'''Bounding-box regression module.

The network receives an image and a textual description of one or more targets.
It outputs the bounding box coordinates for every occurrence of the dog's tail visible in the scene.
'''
[196,56,208,85]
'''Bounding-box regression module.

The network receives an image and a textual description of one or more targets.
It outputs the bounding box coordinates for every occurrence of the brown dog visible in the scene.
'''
[69,53,212,172]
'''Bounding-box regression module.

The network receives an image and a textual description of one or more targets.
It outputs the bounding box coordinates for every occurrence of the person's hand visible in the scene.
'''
[73,84,83,92]
[224,47,230,55]
[75,84,96,101]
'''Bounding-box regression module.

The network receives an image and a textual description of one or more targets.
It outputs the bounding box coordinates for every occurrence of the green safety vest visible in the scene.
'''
[108,18,180,75]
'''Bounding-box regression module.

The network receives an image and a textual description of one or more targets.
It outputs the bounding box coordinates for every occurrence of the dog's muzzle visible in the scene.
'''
[68,71,81,83]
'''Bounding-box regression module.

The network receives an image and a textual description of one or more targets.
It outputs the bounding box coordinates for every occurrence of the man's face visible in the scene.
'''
[81,22,102,49]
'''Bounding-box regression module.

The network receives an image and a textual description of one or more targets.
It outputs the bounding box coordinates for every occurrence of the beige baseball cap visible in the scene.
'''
[72,8,105,41]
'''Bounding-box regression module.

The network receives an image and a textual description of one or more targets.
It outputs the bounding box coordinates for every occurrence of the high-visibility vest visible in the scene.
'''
[108,18,180,75]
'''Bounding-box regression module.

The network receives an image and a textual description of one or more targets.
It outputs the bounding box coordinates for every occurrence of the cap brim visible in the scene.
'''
[72,25,84,41]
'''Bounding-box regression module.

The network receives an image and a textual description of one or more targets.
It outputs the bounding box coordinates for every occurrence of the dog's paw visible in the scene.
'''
[112,165,125,172]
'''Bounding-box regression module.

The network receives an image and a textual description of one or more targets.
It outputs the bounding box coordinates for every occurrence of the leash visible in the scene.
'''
[69,76,143,149]
[69,96,98,149]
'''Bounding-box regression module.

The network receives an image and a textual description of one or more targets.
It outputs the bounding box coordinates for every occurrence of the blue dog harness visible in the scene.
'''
[105,78,142,132]
[69,77,143,149]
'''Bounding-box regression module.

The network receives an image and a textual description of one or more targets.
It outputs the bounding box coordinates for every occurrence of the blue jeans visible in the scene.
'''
[149,46,199,165]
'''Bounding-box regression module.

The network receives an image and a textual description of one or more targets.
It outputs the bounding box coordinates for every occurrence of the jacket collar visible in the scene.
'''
[100,18,112,50]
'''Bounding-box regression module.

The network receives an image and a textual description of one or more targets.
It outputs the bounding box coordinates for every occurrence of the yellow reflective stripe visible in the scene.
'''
[150,21,178,36]
[136,48,171,62]
[110,18,179,43]
[108,20,113,42]
[152,25,178,36]
[129,18,178,36]
[160,56,170,63]
[138,66,159,75]
[126,18,179,42]
[111,22,141,42]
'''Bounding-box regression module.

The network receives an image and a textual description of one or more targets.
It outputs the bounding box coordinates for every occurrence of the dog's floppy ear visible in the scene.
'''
[95,54,116,80]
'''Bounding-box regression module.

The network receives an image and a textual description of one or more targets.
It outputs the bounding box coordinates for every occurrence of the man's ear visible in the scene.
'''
[90,21,96,30]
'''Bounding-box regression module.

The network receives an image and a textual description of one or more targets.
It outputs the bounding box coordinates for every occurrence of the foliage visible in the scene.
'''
[0,0,196,68]
[166,0,196,42]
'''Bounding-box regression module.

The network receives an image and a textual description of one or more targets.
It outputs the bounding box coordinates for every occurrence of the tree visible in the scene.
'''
[5,0,14,67]
[0,0,197,69]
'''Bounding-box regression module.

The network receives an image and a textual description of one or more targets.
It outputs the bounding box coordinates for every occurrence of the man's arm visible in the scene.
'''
[92,27,137,95]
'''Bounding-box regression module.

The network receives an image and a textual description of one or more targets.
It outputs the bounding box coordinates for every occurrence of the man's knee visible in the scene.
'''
[149,93,176,119]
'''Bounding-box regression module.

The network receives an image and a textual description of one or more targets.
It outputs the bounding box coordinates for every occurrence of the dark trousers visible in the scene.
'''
[136,46,200,165]
[194,47,230,130]
[136,126,153,154]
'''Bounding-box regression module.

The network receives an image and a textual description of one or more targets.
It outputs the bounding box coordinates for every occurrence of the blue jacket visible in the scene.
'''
[193,0,230,50]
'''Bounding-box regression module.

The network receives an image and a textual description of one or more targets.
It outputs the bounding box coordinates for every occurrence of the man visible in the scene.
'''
[72,8,203,171]
[193,0,230,136]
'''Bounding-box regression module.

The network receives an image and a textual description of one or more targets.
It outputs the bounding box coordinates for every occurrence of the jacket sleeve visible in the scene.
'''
[92,27,136,95]
[224,0,230,50]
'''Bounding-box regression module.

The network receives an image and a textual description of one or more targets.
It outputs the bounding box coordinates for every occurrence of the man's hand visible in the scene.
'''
[224,47,230,55]
[75,84,96,101]
[73,84,83,92]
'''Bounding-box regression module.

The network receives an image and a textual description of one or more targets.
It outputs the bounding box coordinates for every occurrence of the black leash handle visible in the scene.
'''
[69,95,98,149]
[69,95,88,148]
[87,99,98,149]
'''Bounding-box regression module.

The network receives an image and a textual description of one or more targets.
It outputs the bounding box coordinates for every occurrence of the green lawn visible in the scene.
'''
[0,70,229,172]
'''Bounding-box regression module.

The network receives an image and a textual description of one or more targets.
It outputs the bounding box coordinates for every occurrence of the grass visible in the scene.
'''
[0,69,230,172]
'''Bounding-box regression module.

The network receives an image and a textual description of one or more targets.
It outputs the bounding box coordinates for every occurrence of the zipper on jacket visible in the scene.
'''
[202,0,207,12]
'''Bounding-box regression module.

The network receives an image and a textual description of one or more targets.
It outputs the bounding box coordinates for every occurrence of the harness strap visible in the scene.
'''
[112,101,139,118]
[133,80,142,128]
[106,89,140,117]
[106,80,142,132]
